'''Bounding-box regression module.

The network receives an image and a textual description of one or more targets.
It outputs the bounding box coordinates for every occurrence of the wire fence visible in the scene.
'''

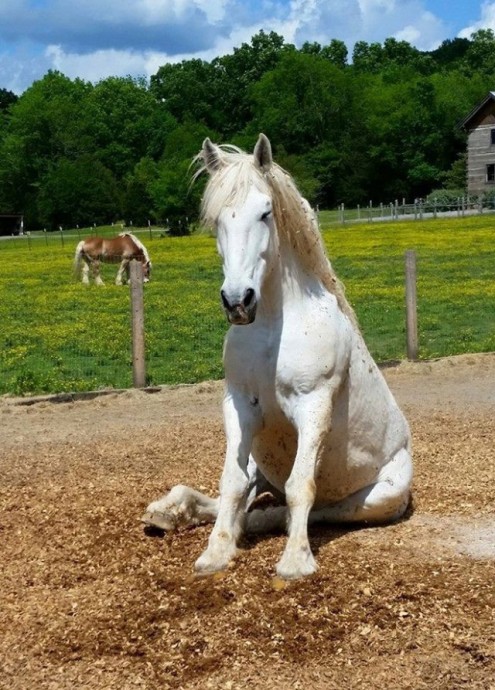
[1,225,494,397]
[335,197,491,224]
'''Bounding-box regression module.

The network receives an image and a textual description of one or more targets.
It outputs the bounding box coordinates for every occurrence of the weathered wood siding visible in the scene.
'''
[466,101,495,196]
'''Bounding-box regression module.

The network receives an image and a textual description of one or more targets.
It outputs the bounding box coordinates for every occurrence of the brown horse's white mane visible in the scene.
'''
[196,145,358,330]
[119,232,151,264]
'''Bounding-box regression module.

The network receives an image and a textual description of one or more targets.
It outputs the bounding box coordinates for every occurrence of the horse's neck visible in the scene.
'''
[258,244,323,320]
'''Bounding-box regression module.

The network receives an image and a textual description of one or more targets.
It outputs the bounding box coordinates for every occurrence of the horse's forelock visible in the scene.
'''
[199,145,359,330]
[200,153,269,227]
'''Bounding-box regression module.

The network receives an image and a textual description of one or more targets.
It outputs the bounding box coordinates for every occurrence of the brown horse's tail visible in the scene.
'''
[73,240,85,279]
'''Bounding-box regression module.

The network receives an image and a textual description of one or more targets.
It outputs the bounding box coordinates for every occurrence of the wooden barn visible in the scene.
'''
[461,91,495,196]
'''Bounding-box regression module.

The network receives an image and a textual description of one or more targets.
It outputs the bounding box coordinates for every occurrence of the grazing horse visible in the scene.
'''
[142,134,412,579]
[74,232,151,285]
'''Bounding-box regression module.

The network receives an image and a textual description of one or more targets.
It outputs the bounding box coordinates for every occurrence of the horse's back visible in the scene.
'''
[81,236,104,255]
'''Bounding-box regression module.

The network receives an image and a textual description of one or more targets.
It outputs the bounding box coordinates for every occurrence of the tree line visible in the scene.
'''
[1,28,495,230]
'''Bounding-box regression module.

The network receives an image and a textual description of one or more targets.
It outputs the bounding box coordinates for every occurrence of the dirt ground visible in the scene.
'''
[1,353,495,690]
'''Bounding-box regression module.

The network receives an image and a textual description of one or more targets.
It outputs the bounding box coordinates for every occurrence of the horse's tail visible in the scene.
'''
[73,240,85,279]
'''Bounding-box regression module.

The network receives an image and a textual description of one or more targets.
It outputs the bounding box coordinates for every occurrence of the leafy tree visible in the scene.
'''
[429,38,471,68]
[321,39,348,68]
[150,59,220,129]
[462,29,495,75]
[151,122,214,230]
[211,30,292,134]
[251,51,354,151]
[37,155,121,228]
[123,157,158,226]
[0,71,91,224]
[441,153,467,190]
[82,76,169,179]
[0,88,17,112]
[352,41,385,73]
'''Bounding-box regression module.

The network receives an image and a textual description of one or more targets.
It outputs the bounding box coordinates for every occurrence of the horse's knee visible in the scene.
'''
[167,484,189,504]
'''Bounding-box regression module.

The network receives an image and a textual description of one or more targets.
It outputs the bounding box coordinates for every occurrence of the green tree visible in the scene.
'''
[123,157,158,226]
[212,30,292,134]
[150,59,220,129]
[251,51,354,151]
[463,29,495,75]
[151,122,214,230]
[37,155,121,228]
[321,39,348,68]
[0,88,17,112]
[82,76,170,179]
[0,71,92,224]
[429,38,471,69]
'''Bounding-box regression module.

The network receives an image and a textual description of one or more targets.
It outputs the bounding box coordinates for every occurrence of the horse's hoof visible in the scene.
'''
[141,510,176,531]
[275,552,318,580]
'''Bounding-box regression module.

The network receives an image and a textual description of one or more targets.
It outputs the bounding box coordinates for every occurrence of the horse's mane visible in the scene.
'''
[196,146,359,330]
[119,232,151,264]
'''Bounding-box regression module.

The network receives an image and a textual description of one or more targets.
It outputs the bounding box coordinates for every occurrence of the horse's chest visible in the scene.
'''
[224,327,279,389]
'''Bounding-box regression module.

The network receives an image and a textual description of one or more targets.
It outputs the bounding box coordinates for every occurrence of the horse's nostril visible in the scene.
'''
[244,288,255,307]
[220,290,231,310]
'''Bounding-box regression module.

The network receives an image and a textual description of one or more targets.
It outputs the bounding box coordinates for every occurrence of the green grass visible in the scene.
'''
[0,215,494,395]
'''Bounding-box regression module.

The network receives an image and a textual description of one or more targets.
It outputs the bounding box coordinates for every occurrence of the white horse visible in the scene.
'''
[143,134,413,579]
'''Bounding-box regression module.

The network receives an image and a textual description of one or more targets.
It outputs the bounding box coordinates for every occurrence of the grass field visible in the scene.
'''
[0,214,494,395]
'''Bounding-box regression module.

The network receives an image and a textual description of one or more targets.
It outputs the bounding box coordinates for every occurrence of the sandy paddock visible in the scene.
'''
[1,353,495,689]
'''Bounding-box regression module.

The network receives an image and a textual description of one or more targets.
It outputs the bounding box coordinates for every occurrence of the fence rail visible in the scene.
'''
[335,197,492,224]
[1,217,494,396]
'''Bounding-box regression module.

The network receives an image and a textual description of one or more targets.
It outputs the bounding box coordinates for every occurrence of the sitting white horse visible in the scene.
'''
[143,134,413,579]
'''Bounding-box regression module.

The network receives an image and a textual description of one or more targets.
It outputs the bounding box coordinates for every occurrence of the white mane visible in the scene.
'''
[197,147,358,329]
[120,232,151,263]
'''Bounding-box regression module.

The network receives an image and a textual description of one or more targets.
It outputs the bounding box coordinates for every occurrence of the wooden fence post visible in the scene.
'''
[405,250,418,361]
[129,259,146,388]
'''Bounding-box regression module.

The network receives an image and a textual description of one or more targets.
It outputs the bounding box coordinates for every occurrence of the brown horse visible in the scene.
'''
[74,232,152,285]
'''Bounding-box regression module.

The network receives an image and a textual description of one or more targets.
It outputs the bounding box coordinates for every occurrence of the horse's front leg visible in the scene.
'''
[195,389,261,574]
[93,260,104,286]
[115,259,128,285]
[276,386,335,580]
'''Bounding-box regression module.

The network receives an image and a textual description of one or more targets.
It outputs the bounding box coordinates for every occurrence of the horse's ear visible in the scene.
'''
[202,138,223,174]
[253,133,272,173]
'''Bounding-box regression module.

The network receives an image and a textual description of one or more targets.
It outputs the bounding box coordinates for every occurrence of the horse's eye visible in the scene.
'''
[261,210,272,221]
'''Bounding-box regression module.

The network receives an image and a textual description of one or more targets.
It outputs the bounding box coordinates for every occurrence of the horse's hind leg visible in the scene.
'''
[93,260,104,286]
[81,260,90,285]
[246,448,412,535]
[311,447,413,525]
[142,485,219,531]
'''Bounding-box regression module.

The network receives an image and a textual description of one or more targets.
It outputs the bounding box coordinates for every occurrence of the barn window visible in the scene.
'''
[487,164,495,182]
[491,128,495,145]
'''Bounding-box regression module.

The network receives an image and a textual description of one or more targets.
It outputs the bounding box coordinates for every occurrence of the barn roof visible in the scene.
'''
[460,91,495,129]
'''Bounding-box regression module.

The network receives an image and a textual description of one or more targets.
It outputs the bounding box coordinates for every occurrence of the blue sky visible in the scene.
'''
[0,0,493,94]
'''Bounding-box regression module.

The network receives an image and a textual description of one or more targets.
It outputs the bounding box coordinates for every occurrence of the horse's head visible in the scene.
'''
[143,259,152,283]
[201,133,275,325]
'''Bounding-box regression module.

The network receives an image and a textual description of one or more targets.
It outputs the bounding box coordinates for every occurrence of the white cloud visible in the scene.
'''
[287,0,446,51]
[0,0,469,93]
[459,1,495,37]
[395,25,421,44]
[45,45,152,83]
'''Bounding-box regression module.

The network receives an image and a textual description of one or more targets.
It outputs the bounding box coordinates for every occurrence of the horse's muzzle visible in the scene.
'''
[226,304,257,325]
[221,288,257,325]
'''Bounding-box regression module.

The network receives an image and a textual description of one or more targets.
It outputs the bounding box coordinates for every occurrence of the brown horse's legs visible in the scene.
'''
[92,260,104,285]
[115,259,129,285]
[81,258,91,284]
